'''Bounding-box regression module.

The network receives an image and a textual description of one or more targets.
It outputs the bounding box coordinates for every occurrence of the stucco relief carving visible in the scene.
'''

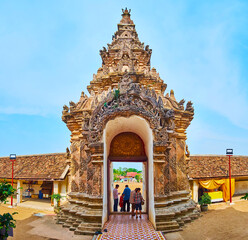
[89,74,175,146]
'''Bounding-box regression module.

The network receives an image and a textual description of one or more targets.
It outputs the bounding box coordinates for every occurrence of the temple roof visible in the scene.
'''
[87,8,165,94]
[0,153,69,181]
[189,155,248,179]
[62,9,195,141]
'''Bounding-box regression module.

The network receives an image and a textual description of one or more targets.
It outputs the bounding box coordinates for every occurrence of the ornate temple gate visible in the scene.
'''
[57,9,199,235]
[107,132,148,215]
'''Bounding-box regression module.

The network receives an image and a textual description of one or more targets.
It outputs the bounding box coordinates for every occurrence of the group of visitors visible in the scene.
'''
[113,184,144,218]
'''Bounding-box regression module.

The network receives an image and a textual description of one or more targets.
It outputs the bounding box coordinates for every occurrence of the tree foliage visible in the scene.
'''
[0,180,17,239]
[135,174,141,182]
[0,181,16,203]
[113,168,143,182]
[113,167,140,176]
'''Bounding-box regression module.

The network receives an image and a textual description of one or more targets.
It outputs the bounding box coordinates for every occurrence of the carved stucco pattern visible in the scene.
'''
[163,151,170,194]
[154,164,165,196]
[79,140,88,192]
[71,180,79,192]
[79,181,86,193]
[176,139,189,191]
[110,132,145,157]
[169,139,177,192]
[87,166,95,181]
[70,140,81,194]
[92,165,102,196]
[88,75,174,147]
[164,166,170,194]
[87,182,93,195]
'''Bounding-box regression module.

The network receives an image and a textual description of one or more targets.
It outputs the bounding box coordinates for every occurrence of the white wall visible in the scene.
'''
[102,116,155,227]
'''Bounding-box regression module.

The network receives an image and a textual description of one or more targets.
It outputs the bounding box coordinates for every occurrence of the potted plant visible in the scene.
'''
[199,192,211,212]
[0,180,17,239]
[51,193,64,210]
[240,193,248,200]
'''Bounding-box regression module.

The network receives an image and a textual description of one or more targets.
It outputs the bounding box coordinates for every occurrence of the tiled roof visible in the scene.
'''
[189,155,248,179]
[0,153,69,180]
[126,172,137,177]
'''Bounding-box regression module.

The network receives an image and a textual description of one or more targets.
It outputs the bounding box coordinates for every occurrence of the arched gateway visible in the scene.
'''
[58,9,199,235]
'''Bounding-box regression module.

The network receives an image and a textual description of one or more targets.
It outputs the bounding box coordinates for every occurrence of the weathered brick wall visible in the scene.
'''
[189,155,248,179]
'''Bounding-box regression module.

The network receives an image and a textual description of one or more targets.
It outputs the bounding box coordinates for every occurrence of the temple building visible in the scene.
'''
[1,8,248,236]
[0,153,69,206]
[57,8,199,234]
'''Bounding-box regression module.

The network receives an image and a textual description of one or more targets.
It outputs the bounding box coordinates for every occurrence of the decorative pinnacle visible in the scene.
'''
[122,8,131,16]
[120,8,133,25]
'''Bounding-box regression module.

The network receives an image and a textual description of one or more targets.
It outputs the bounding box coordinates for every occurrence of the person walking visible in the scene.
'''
[119,193,124,212]
[122,185,131,212]
[113,184,119,212]
[134,188,144,218]
[129,188,136,216]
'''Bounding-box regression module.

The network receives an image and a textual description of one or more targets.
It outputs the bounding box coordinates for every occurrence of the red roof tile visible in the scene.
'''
[126,172,137,177]
[0,153,68,181]
[189,155,248,179]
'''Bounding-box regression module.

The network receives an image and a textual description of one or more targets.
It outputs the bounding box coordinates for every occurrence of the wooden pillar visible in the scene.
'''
[53,181,59,206]
[17,180,23,204]
[60,180,67,203]
[193,180,199,203]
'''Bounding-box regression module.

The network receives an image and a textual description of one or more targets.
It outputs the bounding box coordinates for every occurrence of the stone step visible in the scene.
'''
[78,225,101,232]
[62,223,71,228]
[162,227,183,234]
[156,214,176,221]
[74,229,95,236]
[156,220,179,231]
[56,221,64,225]
[72,222,80,228]
[156,220,178,226]
[181,217,192,223]
[157,224,180,231]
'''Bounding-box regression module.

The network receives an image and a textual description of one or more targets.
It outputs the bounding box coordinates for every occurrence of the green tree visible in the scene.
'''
[135,174,141,183]
[0,180,18,239]
[126,168,139,173]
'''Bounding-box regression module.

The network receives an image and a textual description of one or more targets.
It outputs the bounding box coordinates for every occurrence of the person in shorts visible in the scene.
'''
[134,188,144,218]
[129,188,136,216]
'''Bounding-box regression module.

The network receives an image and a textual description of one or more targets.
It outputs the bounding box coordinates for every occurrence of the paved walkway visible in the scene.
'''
[6,197,53,211]
[96,214,166,240]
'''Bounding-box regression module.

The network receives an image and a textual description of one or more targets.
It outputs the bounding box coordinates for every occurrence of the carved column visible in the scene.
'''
[169,138,177,192]
[89,142,104,196]
[153,144,168,196]
[70,139,81,192]
[176,138,189,191]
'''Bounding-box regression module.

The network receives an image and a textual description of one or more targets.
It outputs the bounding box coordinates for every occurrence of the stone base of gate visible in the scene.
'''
[56,190,199,236]
[56,192,103,235]
[155,190,200,233]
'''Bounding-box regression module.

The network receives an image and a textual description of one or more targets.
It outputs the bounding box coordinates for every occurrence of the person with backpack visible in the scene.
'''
[134,188,144,218]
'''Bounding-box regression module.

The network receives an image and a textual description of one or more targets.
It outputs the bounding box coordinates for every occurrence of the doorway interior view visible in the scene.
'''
[110,162,148,213]
[107,132,148,215]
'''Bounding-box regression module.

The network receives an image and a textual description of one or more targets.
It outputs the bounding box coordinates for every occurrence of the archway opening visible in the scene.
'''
[108,132,148,214]
[103,115,155,227]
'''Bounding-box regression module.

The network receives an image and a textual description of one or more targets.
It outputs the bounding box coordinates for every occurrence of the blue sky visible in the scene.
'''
[0,0,248,161]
